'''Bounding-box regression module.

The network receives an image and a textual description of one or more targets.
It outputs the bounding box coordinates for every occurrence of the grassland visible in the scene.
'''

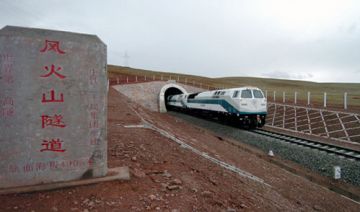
[108,65,360,109]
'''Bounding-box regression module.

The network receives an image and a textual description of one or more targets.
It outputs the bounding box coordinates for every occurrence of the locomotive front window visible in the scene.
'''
[253,90,264,98]
[233,90,239,98]
[241,90,252,98]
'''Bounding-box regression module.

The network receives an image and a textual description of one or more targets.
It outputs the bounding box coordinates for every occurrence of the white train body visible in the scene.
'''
[167,87,267,127]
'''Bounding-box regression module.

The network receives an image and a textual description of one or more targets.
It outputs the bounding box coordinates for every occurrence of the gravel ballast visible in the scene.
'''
[169,111,360,186]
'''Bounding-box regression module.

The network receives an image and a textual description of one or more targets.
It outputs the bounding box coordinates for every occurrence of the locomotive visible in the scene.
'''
[166,87,267,128]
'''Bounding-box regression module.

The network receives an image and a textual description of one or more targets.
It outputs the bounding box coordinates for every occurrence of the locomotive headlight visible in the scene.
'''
[261,99,266,106]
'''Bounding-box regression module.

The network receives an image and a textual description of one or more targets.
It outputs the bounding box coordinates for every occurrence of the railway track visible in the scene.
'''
[169,111,360,187]
[252,129,360,161]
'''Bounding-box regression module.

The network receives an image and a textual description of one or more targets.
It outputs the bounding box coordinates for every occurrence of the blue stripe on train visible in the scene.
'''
[187,98,267,115]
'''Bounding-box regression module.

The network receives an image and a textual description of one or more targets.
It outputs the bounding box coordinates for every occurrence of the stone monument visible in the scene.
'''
[0,26,108,189]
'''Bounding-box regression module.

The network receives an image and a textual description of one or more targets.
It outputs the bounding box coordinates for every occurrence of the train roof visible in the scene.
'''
[211,86,262,92]
[168,86,263,98]
[193,86,262,97]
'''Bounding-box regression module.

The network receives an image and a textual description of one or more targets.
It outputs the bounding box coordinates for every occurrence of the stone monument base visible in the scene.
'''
[0,167,130,195]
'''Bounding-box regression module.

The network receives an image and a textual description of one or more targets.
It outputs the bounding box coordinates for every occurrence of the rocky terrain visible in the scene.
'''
[0,87,359,211]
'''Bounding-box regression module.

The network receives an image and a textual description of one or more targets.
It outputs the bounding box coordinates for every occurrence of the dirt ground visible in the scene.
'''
[0,88,360,211]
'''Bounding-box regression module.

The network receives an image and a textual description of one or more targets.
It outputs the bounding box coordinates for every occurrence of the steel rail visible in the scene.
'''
[252,129,360,161]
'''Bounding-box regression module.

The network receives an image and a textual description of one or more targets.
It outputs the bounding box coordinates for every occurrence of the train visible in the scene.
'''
[166,86,267,128]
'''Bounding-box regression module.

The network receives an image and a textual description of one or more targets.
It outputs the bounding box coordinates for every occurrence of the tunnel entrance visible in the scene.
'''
[159,84,187,113]
[164,87,183,110]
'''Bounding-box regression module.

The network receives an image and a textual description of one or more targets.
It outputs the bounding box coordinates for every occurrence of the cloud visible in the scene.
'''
[262,71,313,80]
[0,0,359,82]
[347,23,357,34]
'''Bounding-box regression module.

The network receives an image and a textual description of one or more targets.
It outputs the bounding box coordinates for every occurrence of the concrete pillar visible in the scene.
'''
[294,92,297,104]
[324,92,327,108]
[0,26,107,189]
[307,92,311,105]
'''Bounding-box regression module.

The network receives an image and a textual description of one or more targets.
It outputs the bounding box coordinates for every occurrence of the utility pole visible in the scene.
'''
[123,51,130,67]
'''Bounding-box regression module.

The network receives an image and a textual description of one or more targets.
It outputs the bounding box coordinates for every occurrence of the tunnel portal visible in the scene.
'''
[159,83,187,113]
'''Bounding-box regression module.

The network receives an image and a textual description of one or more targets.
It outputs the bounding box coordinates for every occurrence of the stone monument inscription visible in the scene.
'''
[0,26,107,188]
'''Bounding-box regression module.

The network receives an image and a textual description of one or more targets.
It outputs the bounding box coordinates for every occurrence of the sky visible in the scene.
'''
[0,0,360,83]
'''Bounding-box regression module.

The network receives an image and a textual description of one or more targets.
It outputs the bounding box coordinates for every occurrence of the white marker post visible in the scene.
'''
[334,166,341,180]
[344,92,348,110]
[273,91,276,102]
[283,92,286,103]
[268,150,274,157]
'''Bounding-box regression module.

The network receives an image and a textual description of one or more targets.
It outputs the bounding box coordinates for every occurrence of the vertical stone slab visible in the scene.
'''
[0,26,107,188]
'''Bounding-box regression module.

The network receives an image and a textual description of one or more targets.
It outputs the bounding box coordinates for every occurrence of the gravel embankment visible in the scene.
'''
[169,111,360,186]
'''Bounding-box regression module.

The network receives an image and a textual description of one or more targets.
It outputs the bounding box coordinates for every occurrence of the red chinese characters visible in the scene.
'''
[0,54,16,122]
[89,95,100,145]
[0,54,14,85]
[41,64,66,79]
[19,158,89,174]
[40,139,66,152]
[42,89,64,103]
[89,68,97,85]
[39,39,67,153]
[41,114,66,128]
[0,96,15,118]
[40,40,65,54]
[89,110,99,128]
